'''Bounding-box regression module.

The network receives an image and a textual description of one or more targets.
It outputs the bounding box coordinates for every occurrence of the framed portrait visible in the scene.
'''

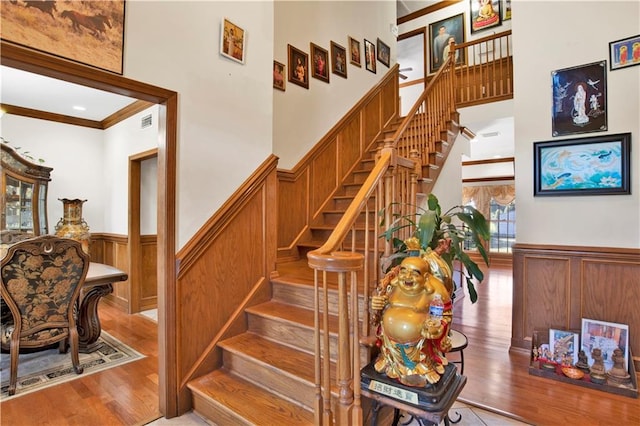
[273,60,285,91]
[429,13,466,74]
[548,329,579,365]
[551,61,607,136]
[220,18,246,64]
[364,39,376,74]
[533,133,631,196]
[0,0,125,74]
[377,38,390,68]
[470,0,502,34]
[502,0,512,21]
[331,41,347,78]
[310,43,329,83]
[349,36,361,67]
[288,44,309,89]
[609,34,640,71]
[581,318,629,373]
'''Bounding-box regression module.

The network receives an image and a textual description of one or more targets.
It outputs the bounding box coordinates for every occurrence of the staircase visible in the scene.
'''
[187,112,462,424]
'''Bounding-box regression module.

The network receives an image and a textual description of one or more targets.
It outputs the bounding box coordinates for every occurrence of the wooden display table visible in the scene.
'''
[361,362,466,426]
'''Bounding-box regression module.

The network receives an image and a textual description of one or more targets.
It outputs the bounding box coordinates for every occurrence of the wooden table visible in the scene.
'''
[78,262,128,353]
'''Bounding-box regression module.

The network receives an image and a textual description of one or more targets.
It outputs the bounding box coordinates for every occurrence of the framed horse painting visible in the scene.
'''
[0,0,125,74]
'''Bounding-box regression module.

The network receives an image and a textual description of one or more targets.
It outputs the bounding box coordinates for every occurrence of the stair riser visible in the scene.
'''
[309,228,376,245]
[222,350,316,408]
[192,392,254,426]
[247,312,369,365]
[333,197,376,210]
[322,210,376,226]
[272,282,366,315]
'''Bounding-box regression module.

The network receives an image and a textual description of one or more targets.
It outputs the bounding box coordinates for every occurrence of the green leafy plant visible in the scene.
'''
[380,193,490,303]
[1,137,45,164]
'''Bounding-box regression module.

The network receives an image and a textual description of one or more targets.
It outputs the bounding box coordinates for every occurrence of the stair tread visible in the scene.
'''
[189,369,314,425]
[219,332,323,384]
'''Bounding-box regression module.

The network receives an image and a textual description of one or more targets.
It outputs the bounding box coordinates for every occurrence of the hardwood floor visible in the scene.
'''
[1,266,638,426]
[453,266,640,426]
[0,302,162,426]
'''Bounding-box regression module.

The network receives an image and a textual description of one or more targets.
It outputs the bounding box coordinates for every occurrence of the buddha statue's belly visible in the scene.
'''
[382,306,427,344]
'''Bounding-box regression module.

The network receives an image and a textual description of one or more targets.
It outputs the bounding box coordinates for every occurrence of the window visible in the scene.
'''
[489,199,516,253]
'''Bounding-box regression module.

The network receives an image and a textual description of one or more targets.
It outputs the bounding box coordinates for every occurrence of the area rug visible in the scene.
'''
[0,331,145,401]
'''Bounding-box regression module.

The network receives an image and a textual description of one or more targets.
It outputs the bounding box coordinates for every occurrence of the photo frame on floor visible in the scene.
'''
[581,318,629,372]
[549,329,579,365]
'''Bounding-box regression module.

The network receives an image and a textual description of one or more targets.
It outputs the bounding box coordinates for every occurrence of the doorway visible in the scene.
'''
[0,42,179,416]
[397,27,427,116]
[129,148,159,314]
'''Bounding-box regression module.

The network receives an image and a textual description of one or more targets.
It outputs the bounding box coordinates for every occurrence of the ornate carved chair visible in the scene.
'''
[0,235,89,396]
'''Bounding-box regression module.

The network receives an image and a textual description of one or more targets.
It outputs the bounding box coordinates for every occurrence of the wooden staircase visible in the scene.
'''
[187,112,462,424]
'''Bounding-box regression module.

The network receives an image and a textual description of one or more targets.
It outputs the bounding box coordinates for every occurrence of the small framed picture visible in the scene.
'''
[429,13,466,74]
[364,39,376,74]
[288,44,309,89]
[220,18,246,64]
[469,0,502,34]
[533,133,631,196]
[609,34,640,71]
[330,41,347,78]
[502,0,512,21]
[349,36,361,67]
[377,38,390,68]
[581,318,629,372]
[551,61,607,136]
[311,43,330,83]
[273,60,285,91]
[549,329,579,365]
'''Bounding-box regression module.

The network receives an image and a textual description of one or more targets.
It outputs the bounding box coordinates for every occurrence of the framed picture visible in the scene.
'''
[0,0,125,74]
[377,38,390,68]
[331,41,347,78]
[549,329,579,365]
[581,318,629,372]
[429,13,466,74]
[273,60,285,91]
[310,43,329,83]
[349,36,361,67]
[502,0,512,21]
[288,44,309,89]
[220,18,246,64]
[470,0,502,34]
[364,39,376,74]
[552,61,607,136]
[533,133,631,196]
[609,34,640,71]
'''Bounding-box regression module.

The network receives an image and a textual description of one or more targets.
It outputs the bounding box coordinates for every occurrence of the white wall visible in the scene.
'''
[1,115,105,232]
[123,1,274,248]
[273,1,398,169]
[0,106,159,235]
[512,1,640,248]
[103,105,160,235]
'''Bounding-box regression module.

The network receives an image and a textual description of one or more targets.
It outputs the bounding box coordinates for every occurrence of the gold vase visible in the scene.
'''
[55,198,91,255]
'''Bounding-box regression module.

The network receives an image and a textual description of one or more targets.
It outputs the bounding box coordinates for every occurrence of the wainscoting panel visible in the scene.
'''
[512,244,640,372]
[90,233,129,311]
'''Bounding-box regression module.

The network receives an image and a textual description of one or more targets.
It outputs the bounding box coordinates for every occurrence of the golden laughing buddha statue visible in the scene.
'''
[371,256,453,387]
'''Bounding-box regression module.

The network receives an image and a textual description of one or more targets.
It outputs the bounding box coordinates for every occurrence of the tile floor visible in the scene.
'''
[145,400,531,425]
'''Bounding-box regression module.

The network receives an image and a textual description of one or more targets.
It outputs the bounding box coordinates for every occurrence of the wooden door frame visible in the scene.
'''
[129,148,159,314]
[398,27,428,86]
[1,42,179,417]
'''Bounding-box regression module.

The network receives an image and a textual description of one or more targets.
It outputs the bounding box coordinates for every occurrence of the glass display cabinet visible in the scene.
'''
[1,143,53,238]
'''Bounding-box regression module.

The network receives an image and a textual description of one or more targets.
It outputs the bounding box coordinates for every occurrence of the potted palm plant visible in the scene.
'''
[380,193,490,303]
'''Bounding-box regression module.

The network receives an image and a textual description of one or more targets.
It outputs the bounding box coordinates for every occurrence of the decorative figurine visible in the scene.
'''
[370,256,452,387]
[606,348,632,387]
[589,348,606,384]
[575,350,590,373]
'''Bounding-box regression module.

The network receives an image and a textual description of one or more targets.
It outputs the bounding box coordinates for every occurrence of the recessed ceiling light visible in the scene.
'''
[493,154,502,158]
[73,106,86,111]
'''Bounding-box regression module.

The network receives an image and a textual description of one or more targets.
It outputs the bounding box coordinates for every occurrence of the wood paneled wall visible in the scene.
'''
[174,156,278,410]
[277,66,399,260]
[90,233,129,311]
[90,233,158,313]
[512,244,640,372]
